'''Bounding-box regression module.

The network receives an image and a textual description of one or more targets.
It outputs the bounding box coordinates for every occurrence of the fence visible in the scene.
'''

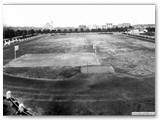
[3,35,38,47]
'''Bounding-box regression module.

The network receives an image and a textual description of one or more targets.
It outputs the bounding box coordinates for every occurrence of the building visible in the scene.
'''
[128,29,140,35]
[92,24,99,29]
[3,26,42,31]
[43,22,54,30]
[101,25,107,29]
[112,25,118,28]
[118,23,131,28]
[78,25,87,30]
[106,23,113,28]
[128,28,147,35]
[133,24,155,29]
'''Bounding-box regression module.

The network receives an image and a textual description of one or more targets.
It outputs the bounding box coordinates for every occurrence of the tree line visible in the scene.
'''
[3,28,38,39]
[146,27,155,33]
[4,26,154,39]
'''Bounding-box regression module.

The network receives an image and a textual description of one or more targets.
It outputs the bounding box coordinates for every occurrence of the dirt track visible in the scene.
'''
[3,72,155,115]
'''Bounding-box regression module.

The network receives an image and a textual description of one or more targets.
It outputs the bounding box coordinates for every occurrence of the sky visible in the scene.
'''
[3,5,155,27]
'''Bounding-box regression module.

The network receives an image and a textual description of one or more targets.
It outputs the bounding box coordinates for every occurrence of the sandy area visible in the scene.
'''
[4,53,100,67]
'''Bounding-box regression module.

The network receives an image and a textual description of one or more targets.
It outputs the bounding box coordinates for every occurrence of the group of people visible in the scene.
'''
[4,91,36,116]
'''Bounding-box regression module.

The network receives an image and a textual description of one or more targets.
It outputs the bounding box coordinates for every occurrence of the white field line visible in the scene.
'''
[3,84,62,92]
[4,90,113,97]
[96,59,100,65]
[22,96,153,102]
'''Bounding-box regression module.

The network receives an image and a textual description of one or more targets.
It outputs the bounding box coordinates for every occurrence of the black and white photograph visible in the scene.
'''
[3,4,155,116]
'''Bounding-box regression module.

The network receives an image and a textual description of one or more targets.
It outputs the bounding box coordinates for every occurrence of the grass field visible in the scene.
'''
[3,33,155,115]
[4,33,155,76]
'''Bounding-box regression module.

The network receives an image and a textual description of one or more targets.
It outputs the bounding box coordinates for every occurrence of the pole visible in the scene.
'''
[14,49,16,59]
[95,45,96,55]
[87,61,88,74]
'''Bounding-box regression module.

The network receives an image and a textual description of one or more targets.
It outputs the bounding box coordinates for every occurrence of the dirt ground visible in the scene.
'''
[4,53,100,68]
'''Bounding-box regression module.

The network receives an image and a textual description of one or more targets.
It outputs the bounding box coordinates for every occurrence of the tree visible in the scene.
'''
[97,28,102,32]
[63,29,67,33]
[86,29,90,33]
[37,29,42,34]
[74,28,78,33]
[80,28,84,33]
[15,30,21,36]
[51,29,56,33]
[22,30,27,37]
[123,27,128,32]
[43,29,51,34]
[128,26,134,29]
[57,29,61,33]
[101,28,105,32]
[30,29,35,35]
[91,29,96,32]
[146,27,155,32]
[69,29,73,33]
[3,28,15,39]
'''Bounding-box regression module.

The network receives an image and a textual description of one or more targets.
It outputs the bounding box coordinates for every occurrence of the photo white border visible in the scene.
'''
[0,0,159,120]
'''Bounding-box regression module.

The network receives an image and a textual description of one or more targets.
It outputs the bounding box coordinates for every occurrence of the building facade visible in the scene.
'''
[43,22,54,30]
[92,24,99,29]
[78,25,87,31]
[106,23,113,28]
[118,23,131,28]
[101,25,107,29]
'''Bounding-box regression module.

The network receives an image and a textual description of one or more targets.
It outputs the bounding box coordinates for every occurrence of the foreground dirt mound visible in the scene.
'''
[81,65,115,73]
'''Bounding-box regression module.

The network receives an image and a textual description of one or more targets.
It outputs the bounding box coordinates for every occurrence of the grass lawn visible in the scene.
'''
[3,33,155,115]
